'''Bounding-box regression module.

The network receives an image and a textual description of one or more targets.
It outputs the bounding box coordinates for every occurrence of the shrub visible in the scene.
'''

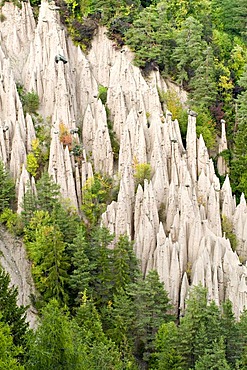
[222,214,238,251]
[0,208,23,235]
[98,84,108,105]
[158,90,188,138]
[22,90,39,115]
[133,161,152,189]
[17,84,39,115]
[0,162,15,213]
[27,153,39,178]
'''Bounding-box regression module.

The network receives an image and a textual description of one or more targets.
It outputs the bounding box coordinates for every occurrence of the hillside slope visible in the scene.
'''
[0,0,247,319]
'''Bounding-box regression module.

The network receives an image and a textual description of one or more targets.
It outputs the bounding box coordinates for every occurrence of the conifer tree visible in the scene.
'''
[0,267,28,349]
[36,172,60,213]
[129,270,173,364]
[154,321,184,370]
[221,299,241,367]
[0,318,24,370]
[194,337,230,370]
[178,285,222,369]
[24,211,69,305]
[172,16,206,87]
[0,161,15,213]
[26,299,80,370]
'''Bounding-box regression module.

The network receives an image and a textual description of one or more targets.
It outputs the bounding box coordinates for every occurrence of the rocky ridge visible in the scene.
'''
[0,0,247,319]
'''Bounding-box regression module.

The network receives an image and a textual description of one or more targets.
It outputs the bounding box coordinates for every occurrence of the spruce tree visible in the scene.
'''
[0,267,28,349]
[154,321,184,370]
[0,318,24,370]
[194,337,230,370]
[129,270,173,364]
[26,299,80,370]
[0,161,15,213]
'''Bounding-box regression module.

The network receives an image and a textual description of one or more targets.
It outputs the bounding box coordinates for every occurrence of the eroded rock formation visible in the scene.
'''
[0,0,246,319]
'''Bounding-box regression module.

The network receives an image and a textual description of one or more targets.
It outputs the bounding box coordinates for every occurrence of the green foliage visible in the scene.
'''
[36,172,61,213]
[195,110,216,149]
[172,16,206,87]
[129,270,173,364]
[0,267,28,350]
[26,138,48,179]
[105,106,120,160]
[153,322,184,370]
[98,84,108,105]
[81,173,113,226]
[26,153,39,178]
[24,211,69,305]
[221,215,238,251]
[158,89,188,137]
[178,285,222,368]
[0,162,15,213]
[74,294,125,369]
[194,337,231,370]
[133,161,152,188]
[0,209,23,235]
[17,85,39,115]
[125,3,174,73]
[26,299,81,370]
[0,319,24,370]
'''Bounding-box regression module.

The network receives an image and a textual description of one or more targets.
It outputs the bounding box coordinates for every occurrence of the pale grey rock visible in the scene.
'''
[221,175,235,220]
[154,223,171,291]
[115,165,135,238]
[0,226,37,329]
[101,201,117,235]
[166,181,179,233]
[186,114,197,182]
[26,114,36,152]
[197,134,209,176]
[17,165,31,214]
[169,242,182,310]
[217,119,228,176]
[9,123,26,179]
[150,128,169,209]
[1,1,247,321]
[0,121,8,164]
[207,184,222,236]
[64,146,78,210]
[134,180,159,275]
[180,272,189,314]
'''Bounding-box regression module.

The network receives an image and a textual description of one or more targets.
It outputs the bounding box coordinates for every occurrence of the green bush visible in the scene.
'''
[222,214,238,251]
[98,84,108,105]
[0,162,15,213]
[17,85,39,115]
[133,162,152,189]
[0,208,23,235]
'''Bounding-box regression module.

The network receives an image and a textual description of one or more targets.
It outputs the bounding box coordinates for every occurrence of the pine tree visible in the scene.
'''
[36,172,60,213]
[172,16,206,87]
[0,267,28,349]
[221,299,241,367]
[129,270,173,364]
[125,2,174,74]
[26,299,80,370]
[231,63,247,198]
[0,161,15,213]
[189,46,217,109]
[111,234,139,295]
[178,285,222,369]
[0,318,24,370]
[21,187,37,226]
[24,211,69,305]
[75,293,125,370]
[194,337,230,370]
[154,321,184,370]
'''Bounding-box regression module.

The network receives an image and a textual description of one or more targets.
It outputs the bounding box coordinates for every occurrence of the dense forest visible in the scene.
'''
[1,0,247,369]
